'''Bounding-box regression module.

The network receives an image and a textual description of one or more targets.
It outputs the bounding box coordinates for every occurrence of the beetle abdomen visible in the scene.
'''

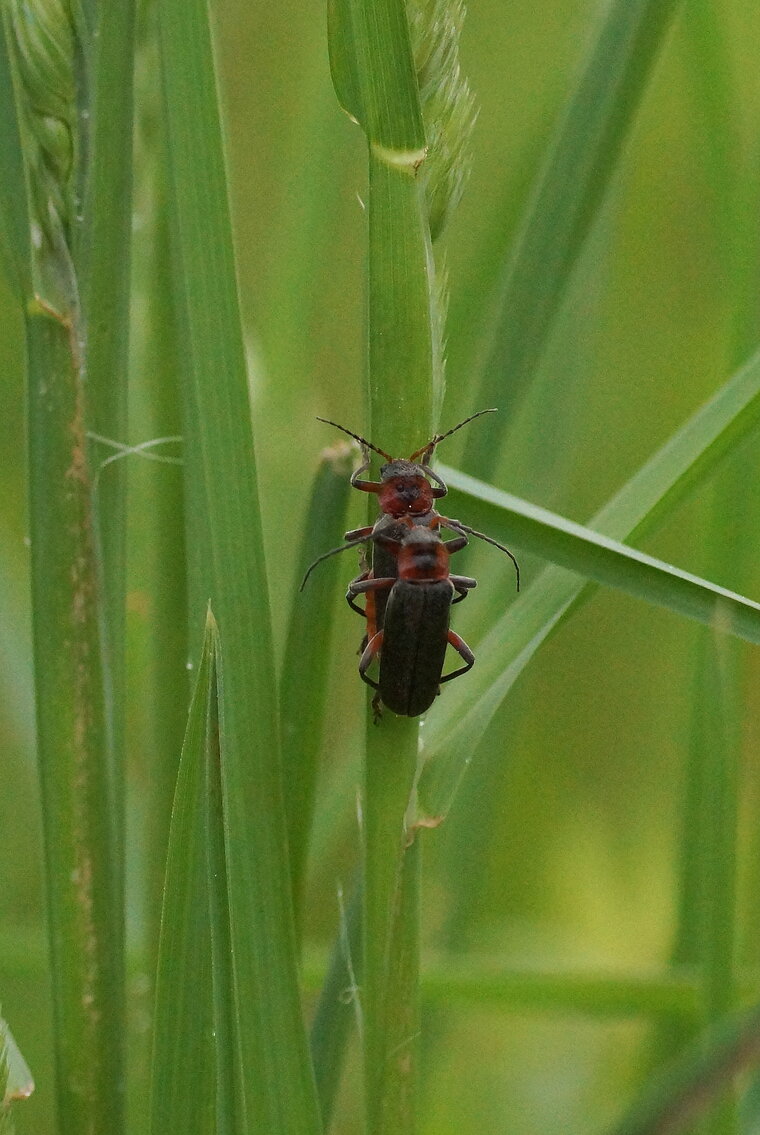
[379,580,453,716]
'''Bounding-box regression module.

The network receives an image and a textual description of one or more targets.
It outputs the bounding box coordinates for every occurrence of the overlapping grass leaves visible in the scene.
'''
[419,347,760,818]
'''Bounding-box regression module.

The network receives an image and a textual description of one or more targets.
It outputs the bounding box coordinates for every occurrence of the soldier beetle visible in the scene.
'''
[302,517,477,715]
[301,514,516,717]
[349,517,477,716]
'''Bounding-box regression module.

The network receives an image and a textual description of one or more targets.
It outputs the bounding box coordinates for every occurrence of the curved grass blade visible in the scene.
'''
[158,0,321,1126]
[465,0,685,473]
[440,467,760,644]
[419,347,760,819]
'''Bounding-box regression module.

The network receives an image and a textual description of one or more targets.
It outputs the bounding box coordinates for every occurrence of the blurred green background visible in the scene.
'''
[3,0,760,1131]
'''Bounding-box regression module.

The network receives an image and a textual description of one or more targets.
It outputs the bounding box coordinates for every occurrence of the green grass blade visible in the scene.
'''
[149,614,218,1135]
[328,2,440,1130]
[130,193,189,970]
[368,153,439,448]
[76,0,136,905]
[419,347,760,818]
[310,879,363,1129]
[304,951,708,1019]
[327,0,478,1128]
[608,1003,760,1135]
[27,303,123,1133]
[464,0,684,473]
[280,445,354,921]
[8,2,133,1126]
[360,53,431,1135]
[439,467,760,644]
[158,0,321,1126]
[0,21,30,295]
[364,714,421,1135]
[328,0,425,161]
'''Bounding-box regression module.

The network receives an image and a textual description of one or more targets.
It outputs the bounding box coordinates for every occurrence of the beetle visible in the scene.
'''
[347,517,478,716]
[301,515,513,716]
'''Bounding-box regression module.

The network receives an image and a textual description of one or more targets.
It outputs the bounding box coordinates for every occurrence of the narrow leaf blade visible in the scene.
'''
[441,468,760,644]
[419,348,760,818]
[150,613,218,1135]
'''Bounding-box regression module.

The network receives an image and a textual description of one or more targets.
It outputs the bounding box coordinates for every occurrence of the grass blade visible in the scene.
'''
[464,0,684,473]
[329,2,434,1128]
[0,21,30,295]
[419,347,760,818]
[158,0,321,1125]
[439,466,760,644]
[280,444,354,920]
[327,0,479,1125]
[6,0,135,1126]
[77,0,136,904]
[27,302,123,1133]
[310,879,363,1129]
[328,0,425,162]
[149,613,218,1135]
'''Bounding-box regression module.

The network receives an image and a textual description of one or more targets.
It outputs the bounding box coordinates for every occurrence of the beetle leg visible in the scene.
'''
[358,630,383,690]
[450,574,477,604]
[348,576,396,596]
[418,463,448,499]
[439,630,475,683]
[443,534,469,555]
[351,477,384,495]
[344,524,374,542]
[346,572,369,617]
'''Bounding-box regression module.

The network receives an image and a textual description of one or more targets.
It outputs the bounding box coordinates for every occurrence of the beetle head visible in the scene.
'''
[378,460,435,516]
[396,519,449,580]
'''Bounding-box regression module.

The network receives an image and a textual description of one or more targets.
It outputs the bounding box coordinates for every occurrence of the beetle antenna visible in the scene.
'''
[317,418,393,462]
[300,528,403,590]
[408,408,497,462]
[300,535,373,591]
[445,519,520,592]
